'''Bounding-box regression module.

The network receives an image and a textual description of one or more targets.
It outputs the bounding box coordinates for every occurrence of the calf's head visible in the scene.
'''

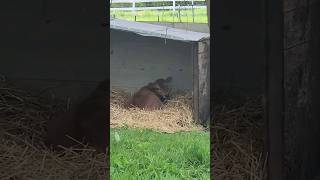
[148,77,172,101]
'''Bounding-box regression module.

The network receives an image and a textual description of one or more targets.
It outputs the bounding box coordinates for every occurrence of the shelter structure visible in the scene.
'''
[110,18,210,124]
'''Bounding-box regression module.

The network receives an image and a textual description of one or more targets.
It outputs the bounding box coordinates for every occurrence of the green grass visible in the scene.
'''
[110,128,210,179]
[110,9,208,23]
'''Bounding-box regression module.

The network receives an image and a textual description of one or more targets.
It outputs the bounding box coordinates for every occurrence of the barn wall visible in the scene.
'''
[283,0,320,179]
[0,0,107,103]
[110,29,194,93]
[212,0,265,96]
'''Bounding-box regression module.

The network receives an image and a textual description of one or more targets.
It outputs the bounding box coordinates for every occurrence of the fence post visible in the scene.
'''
[132,0,136,21]
[192,0,194,23]
[173,0,175,12]
[178,5,181,22]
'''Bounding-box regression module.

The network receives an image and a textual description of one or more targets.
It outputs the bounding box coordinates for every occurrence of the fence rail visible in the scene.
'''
[110,0,206,12]
[112,0,205,2]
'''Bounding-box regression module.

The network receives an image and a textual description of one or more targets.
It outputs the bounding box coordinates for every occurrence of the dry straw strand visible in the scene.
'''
[0,78,265,180]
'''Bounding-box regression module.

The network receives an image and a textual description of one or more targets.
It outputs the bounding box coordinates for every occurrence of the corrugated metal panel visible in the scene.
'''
[110,18,210,42]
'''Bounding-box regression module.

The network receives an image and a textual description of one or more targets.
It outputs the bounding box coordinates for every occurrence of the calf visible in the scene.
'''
[126,77,172,110]
[46,111,76,149]
[73,79,109,153]
[46,79,109,153]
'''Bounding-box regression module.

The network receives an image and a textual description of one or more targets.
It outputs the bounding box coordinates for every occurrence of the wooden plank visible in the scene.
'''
[264,0,284,179]
[206,0,210,27]
[198,39,210,125]
[192,42,200,124]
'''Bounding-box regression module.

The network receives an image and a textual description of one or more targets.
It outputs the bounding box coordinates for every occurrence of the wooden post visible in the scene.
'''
[132,0,136,19]
[192,0,194,23]
[193,43,199,124]
[178,5,181,22]
[206,0,210,25]
[193,40,210,125]
[198,39,210,125]
[173,0,175,12]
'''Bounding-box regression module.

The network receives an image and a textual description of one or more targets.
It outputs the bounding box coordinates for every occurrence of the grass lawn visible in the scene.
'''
[110,128,210,179]
[110,9,208,23]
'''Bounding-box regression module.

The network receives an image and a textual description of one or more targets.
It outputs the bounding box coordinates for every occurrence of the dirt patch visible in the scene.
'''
[111,88,204,133]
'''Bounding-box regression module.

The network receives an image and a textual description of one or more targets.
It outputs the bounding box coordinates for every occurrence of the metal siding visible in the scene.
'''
[110,30,194,93]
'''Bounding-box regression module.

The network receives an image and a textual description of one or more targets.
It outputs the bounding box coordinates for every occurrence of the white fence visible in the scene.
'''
[110,0,206,12]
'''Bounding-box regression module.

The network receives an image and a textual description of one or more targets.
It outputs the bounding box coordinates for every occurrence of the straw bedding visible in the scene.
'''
[111,88,266,180]
[212,97,267,180]
[111,88,203,133]
[0,76,265,179]
[0,77,107,180]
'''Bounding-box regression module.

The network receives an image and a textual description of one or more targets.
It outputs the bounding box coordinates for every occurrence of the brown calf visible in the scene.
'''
[46,111,76,149]
[125,77,172,110]
[46,79,109,153]
[73,79,109,153]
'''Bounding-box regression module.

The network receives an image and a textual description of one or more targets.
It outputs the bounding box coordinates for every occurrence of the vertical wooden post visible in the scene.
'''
[193,40,210,125]
[132,0,136,21]
[192,0,194,23]
[178,5,181,22]
[132,0,135,12]
[198,39,210,125]
[193,42,199,124]
[173,0,175,12]
[206,0,210,25]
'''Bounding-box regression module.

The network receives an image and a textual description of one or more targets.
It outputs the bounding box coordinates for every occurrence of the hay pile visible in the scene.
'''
[111,89,266,180]
[111,88,266,179]
[0,77,107,180]
[0,76,266,179]
[212,97,267,180]
[111,88,203,133]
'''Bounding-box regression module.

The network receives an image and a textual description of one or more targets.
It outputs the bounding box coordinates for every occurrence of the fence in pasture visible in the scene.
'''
[110,0,207,23]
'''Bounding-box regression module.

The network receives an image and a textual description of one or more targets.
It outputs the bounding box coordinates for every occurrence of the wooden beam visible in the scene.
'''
[193,40,210,125]
[206,0,210,26]
[198,39,210,125]
[193,43,200,124]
